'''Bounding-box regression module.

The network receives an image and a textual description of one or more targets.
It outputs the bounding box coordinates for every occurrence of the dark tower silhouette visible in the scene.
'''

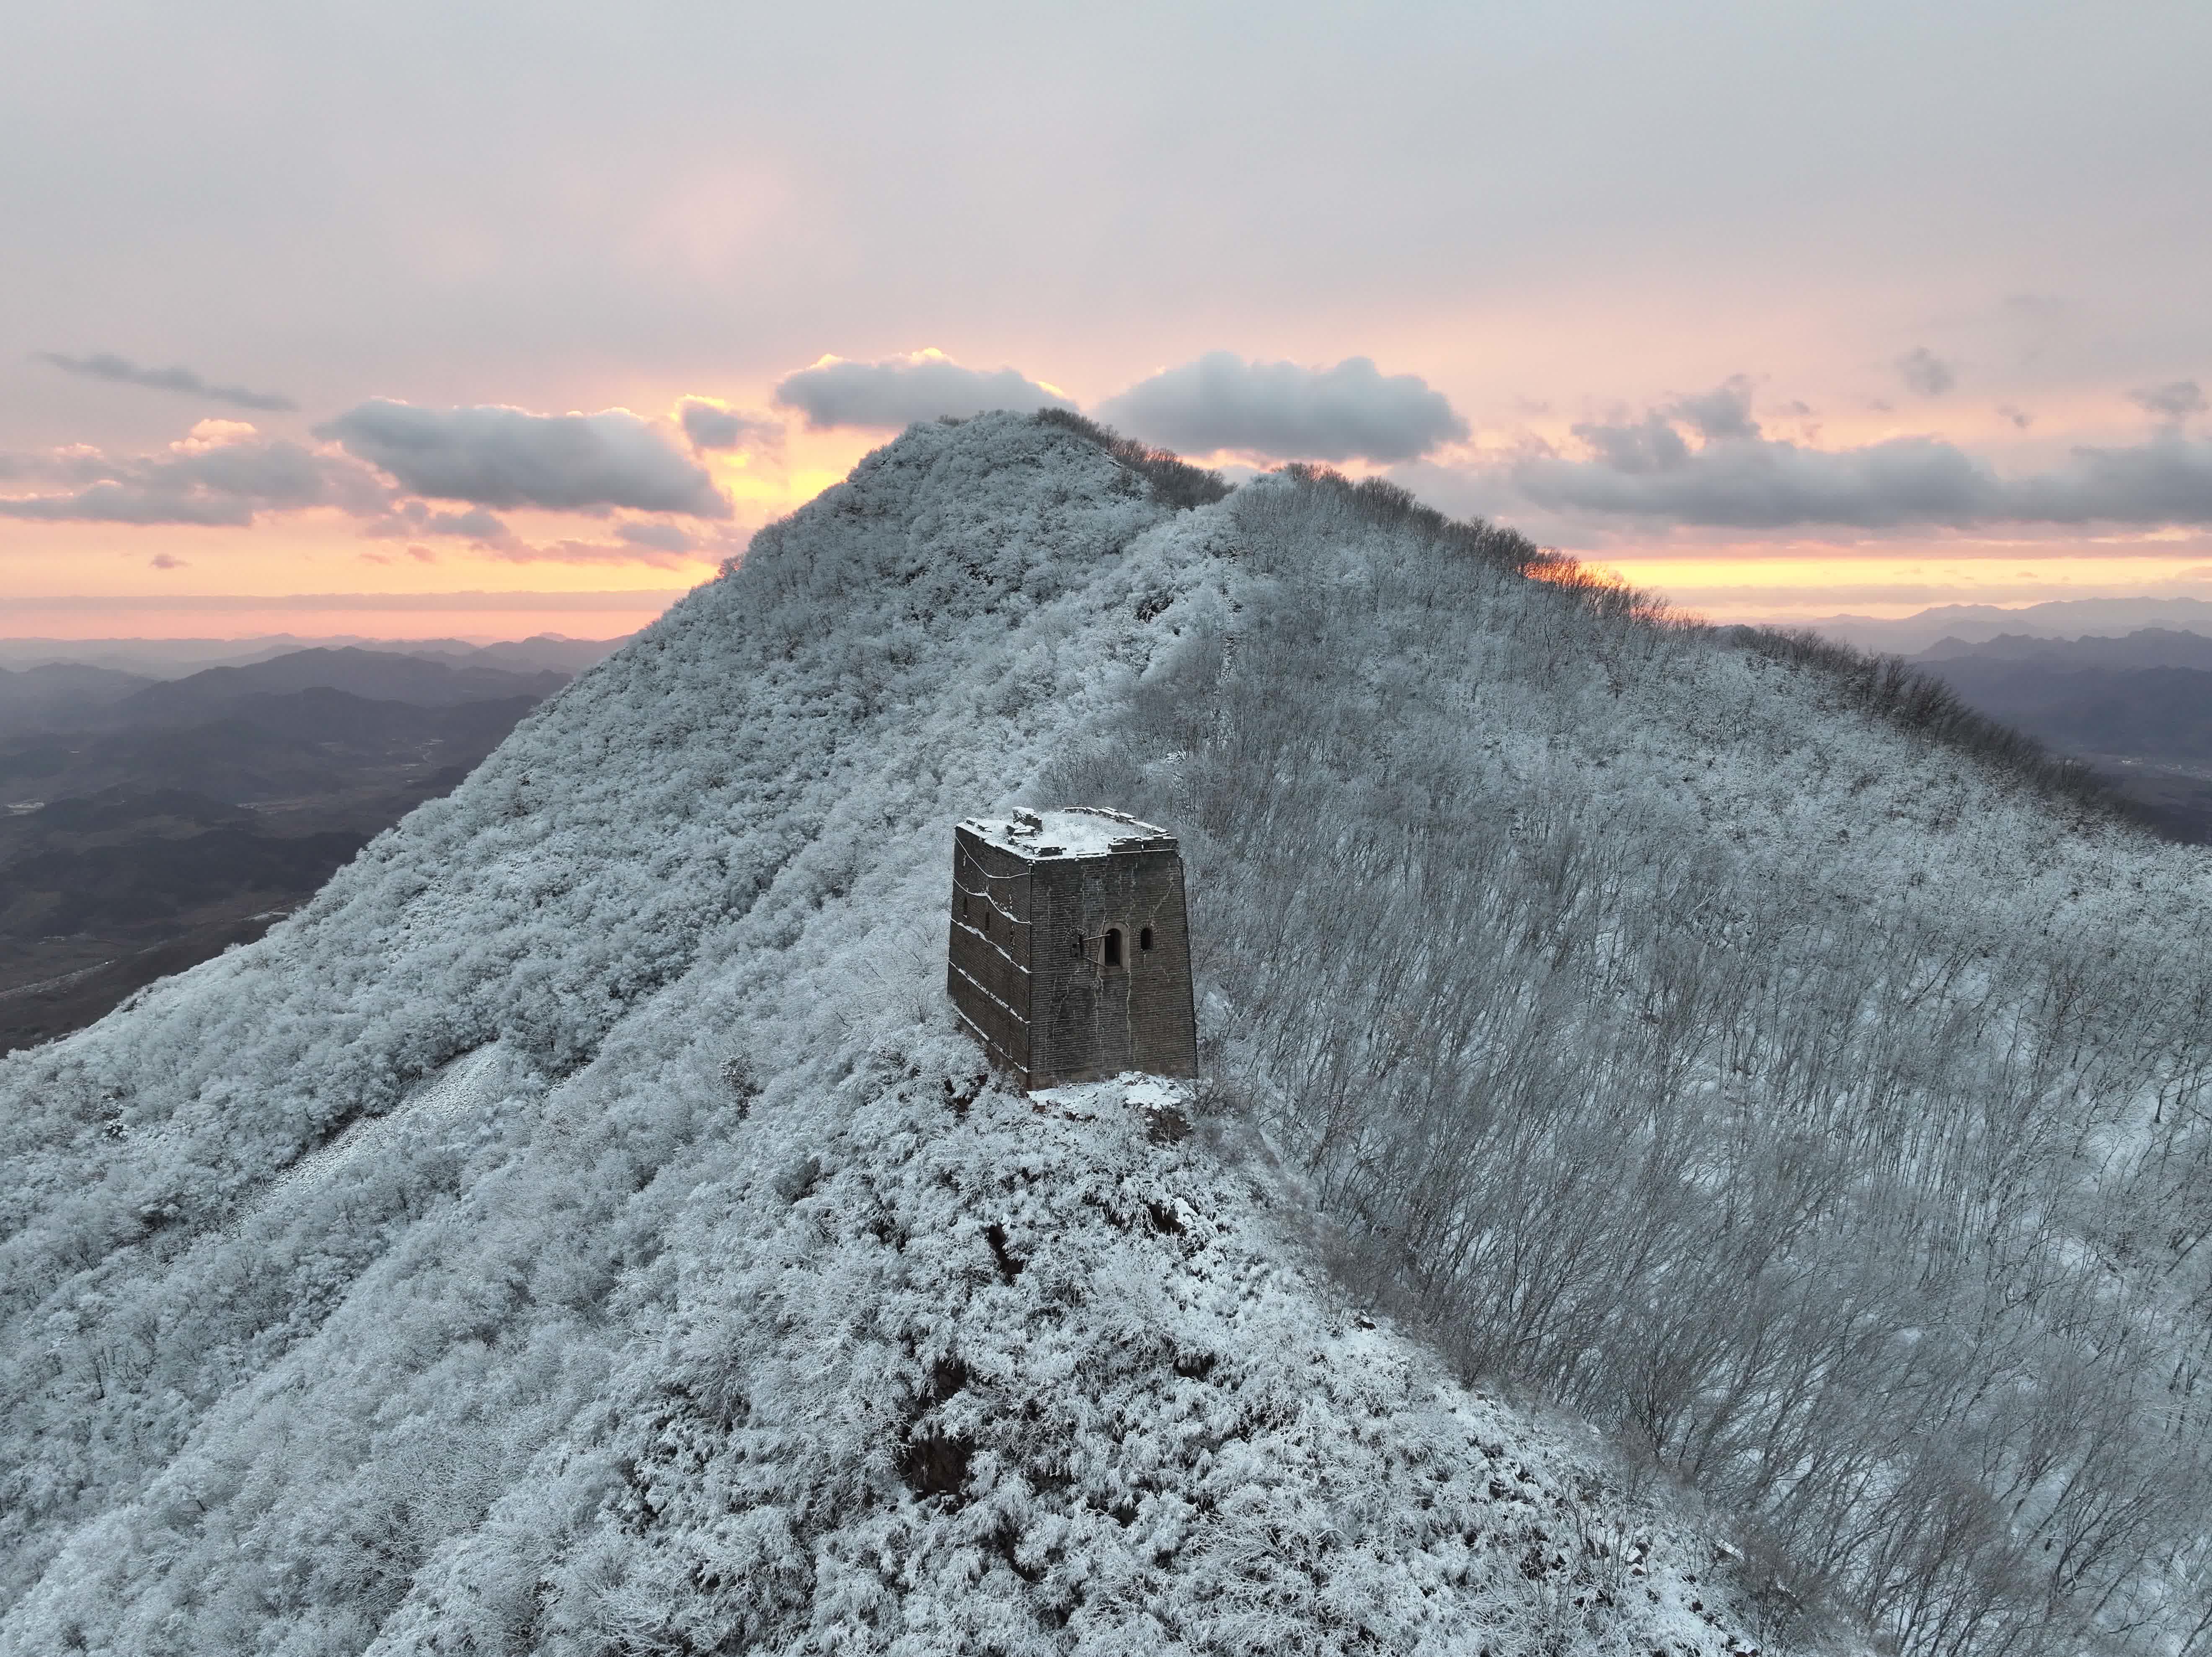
[947,807,1199,1089]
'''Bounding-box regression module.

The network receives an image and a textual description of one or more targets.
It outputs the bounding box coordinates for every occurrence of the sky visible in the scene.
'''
[3,0,2208,639]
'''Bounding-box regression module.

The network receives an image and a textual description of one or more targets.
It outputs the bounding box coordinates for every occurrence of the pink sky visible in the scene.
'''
[4,3,2207,638]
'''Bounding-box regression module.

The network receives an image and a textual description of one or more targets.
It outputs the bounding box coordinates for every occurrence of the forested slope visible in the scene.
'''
[4,411,2208,1655]
[0,416,1777,1657]
[1059,473,2212,1656]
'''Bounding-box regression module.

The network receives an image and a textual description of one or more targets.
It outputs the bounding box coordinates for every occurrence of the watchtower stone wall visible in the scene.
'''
[948,807,1199,1090]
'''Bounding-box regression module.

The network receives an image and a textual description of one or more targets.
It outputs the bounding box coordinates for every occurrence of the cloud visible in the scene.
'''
[421,506,507,539]
[316,399,729,517]
[1573,378,1760,474]
[0,420,338,525]
[360,500,512,541]
[617,519,695,553]
[484,537,696,570]
[149,552,186,569]
[677,397,783,452]
[1669,376,1760,440]
[2131,380,2207,421]
[37,350,297,412]
[772,349,1073,430]
[1096,352,1468,463]
[2005,437,2212,524]
[1897,347,1956,397]
[1512,381,2212,529]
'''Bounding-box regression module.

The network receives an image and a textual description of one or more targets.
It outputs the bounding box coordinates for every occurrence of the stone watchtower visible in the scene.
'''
[947,806,1199,1090]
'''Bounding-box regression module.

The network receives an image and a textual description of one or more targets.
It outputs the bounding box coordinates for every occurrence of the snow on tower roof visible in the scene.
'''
[960,805,1178,860]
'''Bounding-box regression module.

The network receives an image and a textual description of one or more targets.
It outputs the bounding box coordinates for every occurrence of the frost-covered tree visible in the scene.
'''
[3,413,2207,1655]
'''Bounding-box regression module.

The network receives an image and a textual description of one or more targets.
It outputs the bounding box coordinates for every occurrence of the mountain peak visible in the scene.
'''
[5,421,2209,1654]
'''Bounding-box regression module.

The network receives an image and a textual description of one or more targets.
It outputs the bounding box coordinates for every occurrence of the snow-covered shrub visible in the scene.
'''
[1052,467,2212,1656]
[10,411,2205,1656]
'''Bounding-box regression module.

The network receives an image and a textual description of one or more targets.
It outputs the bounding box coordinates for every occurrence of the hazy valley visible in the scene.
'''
[0,640,618,1051]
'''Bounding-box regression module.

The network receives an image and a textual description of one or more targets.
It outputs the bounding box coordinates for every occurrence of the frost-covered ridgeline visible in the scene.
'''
[0,416,1781,1655]
[1054,473,2212,1656]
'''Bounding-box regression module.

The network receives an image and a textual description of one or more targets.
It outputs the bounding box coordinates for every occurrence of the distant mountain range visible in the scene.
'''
[1913,626,2212,669]
[0,661,150,733]
[0,645,579,1050]
[0,647,569,743]
[1912,654,2212,764]
[0,630,628,679]
[1740,618,2212,842]
[1792,596,2212,654]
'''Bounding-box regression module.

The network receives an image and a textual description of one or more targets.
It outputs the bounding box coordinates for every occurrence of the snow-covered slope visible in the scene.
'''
[0,418,1786,1655]
[1054,476,2212,1657]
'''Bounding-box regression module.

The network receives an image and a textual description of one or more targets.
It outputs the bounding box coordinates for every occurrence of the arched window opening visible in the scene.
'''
[1072,932,1083,957]
[1139,926,1154,952]
[1104,927,1123,968]
[960,896,969,917]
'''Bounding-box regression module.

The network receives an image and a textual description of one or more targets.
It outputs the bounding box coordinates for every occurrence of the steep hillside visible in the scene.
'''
[1056,475,2212,1656]
[7,412,2210,1654]
[0,416,1792,1657]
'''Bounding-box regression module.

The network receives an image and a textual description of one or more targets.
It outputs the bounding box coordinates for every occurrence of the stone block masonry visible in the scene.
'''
[947,806,1199,1090]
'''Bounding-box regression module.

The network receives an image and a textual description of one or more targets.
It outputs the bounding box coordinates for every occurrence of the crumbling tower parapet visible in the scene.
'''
[947,806,1199,1090]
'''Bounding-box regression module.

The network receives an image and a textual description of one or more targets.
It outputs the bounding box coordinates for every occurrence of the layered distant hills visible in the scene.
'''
[0,644,608,1050]
[1900,629,2212,839]
[1798,596,2212,655]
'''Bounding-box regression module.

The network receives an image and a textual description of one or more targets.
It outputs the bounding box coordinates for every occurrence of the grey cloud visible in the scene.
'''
[677,398,783,452]
[317,399,729,517]
[617,520,695,553]
[360,500,512,541]
[424,506,509,539]
[1514,389,2212,529]
[398,504,506,537]
[1897,347,1956,397]
[1096,353,1468,463]
[0,429,335,525]
[487,537,694,569]
[772,351,1074,430]
[1670,376,1759,440]
[2130,380,2207,421]
[37,350,298,412]
[1575,410,1691,475]
[1567,379,1758,475]
[1519,432,1996,529]
[2006,436,2212,524]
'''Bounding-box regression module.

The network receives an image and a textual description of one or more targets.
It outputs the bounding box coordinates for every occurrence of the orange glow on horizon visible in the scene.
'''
[4,368,2206,639]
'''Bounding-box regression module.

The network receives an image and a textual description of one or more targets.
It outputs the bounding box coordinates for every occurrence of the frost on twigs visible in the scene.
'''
[0,410,2063,1654]
[718,1050,761,1112]
[543,1040,1767,1655]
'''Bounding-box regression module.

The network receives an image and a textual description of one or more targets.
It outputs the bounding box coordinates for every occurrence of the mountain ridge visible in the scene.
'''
[6,412,2210,1654]
[1794,596,2212,653]
[0,415,1792,1655]
[90,648,569,723]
